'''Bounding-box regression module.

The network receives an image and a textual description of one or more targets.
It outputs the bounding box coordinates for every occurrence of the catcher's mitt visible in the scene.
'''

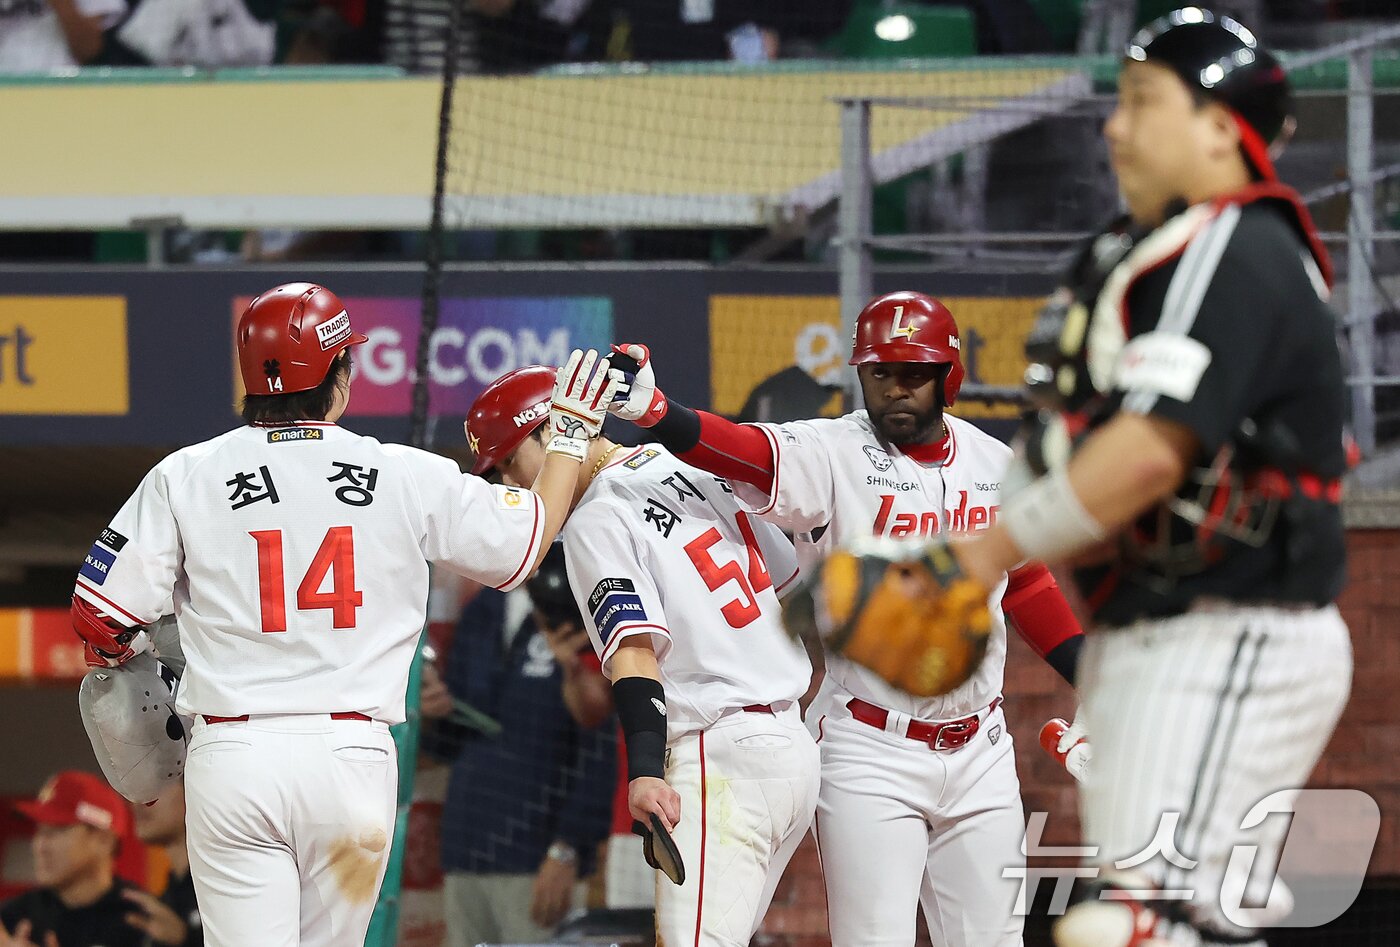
[784,537,992,697]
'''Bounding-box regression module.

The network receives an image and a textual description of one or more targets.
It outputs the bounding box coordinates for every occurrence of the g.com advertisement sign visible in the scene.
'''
[232,296,611,416]
[0,296,128,415]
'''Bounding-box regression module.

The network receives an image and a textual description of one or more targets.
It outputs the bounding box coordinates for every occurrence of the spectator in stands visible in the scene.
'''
[0,772,143,947]
[240,6,373,263]
[422,545,615,947]
[126,781,201,947]
[583,0,849,64]
[0,0,127,70]
[98,0,276,66]
[473,0,591,73]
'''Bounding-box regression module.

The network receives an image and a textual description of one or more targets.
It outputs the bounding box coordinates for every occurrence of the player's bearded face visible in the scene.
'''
[860,363,944,445]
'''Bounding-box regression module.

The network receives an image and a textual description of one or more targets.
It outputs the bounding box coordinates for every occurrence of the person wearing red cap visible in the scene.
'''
[1,771,144,947]
[125,780,201,947]
[68,283,619,947]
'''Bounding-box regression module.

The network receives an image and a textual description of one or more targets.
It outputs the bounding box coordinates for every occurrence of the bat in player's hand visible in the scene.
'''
[633,814,686,886]
[1040,717,1090,783]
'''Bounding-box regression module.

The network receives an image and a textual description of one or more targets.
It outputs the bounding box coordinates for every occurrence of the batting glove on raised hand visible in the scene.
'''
[547,348,621,463]
[1040,714,1091,783]
[72,595,154,668]
[606,344,670,427]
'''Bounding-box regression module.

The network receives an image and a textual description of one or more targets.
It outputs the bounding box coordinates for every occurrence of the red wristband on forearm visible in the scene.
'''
[678,412,775,492]
[1002,562,1083,658]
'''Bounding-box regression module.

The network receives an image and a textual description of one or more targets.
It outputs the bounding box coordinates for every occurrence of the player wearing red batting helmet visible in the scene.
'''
[848,290,965,453]
[465,366,557,476]
[71,278,619,947]
[237,282,368,396]
[467,365,821,947]
[604,291,1087,947]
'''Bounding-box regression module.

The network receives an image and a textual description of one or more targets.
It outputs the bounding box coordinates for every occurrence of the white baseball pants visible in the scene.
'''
[184,713,398,947]
[1078,603,1352,942]
[655,705,820,947]
[809,693,1025,947]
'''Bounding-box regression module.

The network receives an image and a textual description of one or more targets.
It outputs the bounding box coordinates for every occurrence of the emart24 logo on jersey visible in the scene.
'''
[231,295,611,416]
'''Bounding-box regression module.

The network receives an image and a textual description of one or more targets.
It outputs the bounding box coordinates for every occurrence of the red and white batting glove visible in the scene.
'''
[547,348,620,463]
[606,344,669,427]
[1040,715,1090,783]
[72,595,153,668]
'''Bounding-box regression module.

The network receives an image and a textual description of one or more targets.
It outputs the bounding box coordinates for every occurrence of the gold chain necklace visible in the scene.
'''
[588,443,623,484]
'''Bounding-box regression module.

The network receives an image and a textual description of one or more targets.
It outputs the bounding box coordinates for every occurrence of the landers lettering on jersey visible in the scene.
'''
[588,577,648,643]
[80,544,117,586]
[98,527,129,552]
[514,400,550,428]
[872,490,998,538]
[267,428,325,443]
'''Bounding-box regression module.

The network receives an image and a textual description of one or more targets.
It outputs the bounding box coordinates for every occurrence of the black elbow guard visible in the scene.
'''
[649,400,701,453]
[613,676,668,780]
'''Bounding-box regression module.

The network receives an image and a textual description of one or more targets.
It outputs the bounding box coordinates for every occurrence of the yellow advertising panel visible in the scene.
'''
[709,295,1040,421]
[0,610,22,678]
[0,297,128,415]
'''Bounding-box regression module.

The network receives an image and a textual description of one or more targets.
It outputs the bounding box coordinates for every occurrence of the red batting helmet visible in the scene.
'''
[466,366,556,475]
[237,283,368,396]
[849,291,964,404]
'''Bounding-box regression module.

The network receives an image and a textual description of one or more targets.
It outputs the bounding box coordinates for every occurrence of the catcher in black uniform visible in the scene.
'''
[802,9,1355,946]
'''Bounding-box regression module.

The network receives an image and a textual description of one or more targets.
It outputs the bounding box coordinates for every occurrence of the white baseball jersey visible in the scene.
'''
[563,445,811,739]
[73,421,545,724]
[0,0,126,70]
[733,411,1012,720]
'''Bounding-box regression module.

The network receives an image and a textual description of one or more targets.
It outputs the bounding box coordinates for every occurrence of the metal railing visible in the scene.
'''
[836,26,1400,457]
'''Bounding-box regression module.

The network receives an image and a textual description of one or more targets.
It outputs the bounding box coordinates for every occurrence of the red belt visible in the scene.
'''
[201,712,371,725]
[741,704,775,715]
[846,697,1001,752]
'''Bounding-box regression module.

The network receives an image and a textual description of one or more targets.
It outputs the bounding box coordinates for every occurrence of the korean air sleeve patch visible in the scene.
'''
[588,577,647,643]
[80,544,117,586]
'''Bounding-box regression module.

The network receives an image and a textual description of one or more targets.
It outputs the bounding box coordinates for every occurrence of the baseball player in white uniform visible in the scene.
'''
[604,291,1088,947]
[467,366,820,947]
[70,283,619,947]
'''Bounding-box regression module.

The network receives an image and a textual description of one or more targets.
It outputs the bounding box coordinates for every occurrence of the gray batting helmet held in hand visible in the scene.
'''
[79,651,190,805]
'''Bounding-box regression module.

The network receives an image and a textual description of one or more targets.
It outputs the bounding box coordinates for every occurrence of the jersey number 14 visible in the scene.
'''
[250,527,363,632]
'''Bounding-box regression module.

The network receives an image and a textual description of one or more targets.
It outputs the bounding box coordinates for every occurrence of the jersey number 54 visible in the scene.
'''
[683,513,772,629]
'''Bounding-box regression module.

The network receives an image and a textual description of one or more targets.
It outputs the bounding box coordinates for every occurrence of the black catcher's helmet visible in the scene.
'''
[524,543,583,629]
[1126,7,1292,180]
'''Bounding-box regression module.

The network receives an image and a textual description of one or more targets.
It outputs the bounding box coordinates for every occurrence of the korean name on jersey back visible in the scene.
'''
[589,577,647,643]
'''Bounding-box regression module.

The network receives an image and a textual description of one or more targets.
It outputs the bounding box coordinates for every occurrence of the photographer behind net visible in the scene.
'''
[423,544,617,947]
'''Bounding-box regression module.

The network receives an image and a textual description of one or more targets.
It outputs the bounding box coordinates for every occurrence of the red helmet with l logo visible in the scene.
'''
[849,291,964,404]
